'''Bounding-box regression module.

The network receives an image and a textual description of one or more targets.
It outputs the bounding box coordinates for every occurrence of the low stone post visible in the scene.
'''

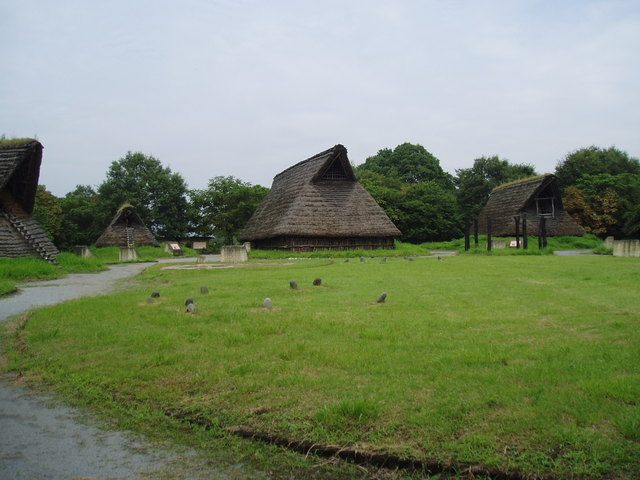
[119,247,139,262]
[73,245,95,258]
[221,245,248,263]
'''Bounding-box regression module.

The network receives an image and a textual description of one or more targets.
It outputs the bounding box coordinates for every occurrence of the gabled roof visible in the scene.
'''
[239,145,401,241]
[0,139,43,214]
[485,174,563,217]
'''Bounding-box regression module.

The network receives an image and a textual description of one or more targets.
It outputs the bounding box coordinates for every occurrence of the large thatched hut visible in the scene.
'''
[95,204,159,247]
[478,174,584,236]
[0,139,59,262]
[238,145,401,251]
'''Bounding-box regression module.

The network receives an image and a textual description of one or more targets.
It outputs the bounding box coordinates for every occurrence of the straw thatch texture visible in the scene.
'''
[478,174,584,236]
[95,204,159,247]
[238,145,401,251]
[0,139,59,261]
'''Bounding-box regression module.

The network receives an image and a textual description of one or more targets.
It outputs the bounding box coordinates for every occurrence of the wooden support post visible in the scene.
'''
[474,217,479,247]
[541,216,548,248]
[487,217,492,252]
[514,216,521,249]
[538,217,544,249]
[522,213,528,250]
[464,216,471,251]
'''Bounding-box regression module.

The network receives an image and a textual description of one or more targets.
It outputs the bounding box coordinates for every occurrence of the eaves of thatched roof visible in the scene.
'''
[0,139,43,214]
[239,145,401,241]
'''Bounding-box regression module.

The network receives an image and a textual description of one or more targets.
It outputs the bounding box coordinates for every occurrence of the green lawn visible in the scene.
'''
[5,255,639,478]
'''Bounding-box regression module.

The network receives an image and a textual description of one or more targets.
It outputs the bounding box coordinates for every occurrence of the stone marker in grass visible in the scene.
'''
[313,278,322,286]
[150,291,160,298]
[263,298,272,308]
[186,303,198,313]
[200,286,209,294]
[377,292,387,303]
[185,297,194,306]
[290,280,298,290]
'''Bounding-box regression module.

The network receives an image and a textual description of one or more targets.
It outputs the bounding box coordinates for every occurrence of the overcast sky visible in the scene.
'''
[2,0,639,196]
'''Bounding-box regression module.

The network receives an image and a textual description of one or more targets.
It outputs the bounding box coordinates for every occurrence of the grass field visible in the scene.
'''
[4,255,639,478]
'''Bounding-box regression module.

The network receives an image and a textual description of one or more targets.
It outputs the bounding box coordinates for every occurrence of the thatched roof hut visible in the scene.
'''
[95,204,159,247]
[478,174,584,236]
[0,139,59,262]
[238,145,401,251]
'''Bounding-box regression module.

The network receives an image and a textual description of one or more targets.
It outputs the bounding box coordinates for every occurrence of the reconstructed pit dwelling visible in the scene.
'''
[0,139,59,262]
[478,174,584,236]
[239,145,401,251]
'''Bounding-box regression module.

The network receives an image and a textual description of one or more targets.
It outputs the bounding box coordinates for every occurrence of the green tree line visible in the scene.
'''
[33,144,640,251]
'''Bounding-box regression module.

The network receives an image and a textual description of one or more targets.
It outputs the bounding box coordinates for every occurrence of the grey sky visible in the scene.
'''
[2,0,639,196]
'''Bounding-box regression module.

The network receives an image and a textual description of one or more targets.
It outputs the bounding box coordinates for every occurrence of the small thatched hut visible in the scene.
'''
[238,144,401,251]
[478,174,584,236]
[0,139,59,262]
[95,204,159,247]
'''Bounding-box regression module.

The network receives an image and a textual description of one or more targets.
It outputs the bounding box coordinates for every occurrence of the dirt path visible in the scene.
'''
[0,259,266,480]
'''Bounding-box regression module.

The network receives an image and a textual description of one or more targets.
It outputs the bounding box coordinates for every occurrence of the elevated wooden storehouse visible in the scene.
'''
[95,204,159,247]
[238,145,401,251]
[0,139,59,262]
[478,174,584,236]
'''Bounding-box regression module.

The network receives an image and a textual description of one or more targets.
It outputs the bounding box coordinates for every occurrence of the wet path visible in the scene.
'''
[0,258,265,480]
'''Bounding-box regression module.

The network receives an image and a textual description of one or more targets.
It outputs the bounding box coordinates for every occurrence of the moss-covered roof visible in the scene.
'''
[491,174,551,192]
[0,138,39,149]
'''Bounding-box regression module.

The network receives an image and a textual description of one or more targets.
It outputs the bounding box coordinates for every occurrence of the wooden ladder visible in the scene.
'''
[0,207,57,263]
[125,227,135,247]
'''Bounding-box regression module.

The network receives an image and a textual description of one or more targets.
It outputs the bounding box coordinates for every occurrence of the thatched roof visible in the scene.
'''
[478,174,584,236]
[0,139,43,214]
[238,145,401,241]
[0,139,59,261]
[95,204,159,247]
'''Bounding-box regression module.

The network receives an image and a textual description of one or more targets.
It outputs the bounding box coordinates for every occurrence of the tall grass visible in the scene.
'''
[6,255,639,478]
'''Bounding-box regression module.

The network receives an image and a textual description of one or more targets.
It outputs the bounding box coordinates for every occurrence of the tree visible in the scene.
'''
[33,185,63,243]
[455,156,537,218]
[395,181,462,243]
[356,143,461,242]
[565,173,640,238]
[555,146,640,189]
[563,186,621,237]
[358,143,455,189]
[189,176,268,243]
[98,152,190,239]
[56,185,108,249]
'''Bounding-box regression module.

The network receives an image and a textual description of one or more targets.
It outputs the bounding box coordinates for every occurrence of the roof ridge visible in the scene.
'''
[274,144,345,180]
[492,173,553,192]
